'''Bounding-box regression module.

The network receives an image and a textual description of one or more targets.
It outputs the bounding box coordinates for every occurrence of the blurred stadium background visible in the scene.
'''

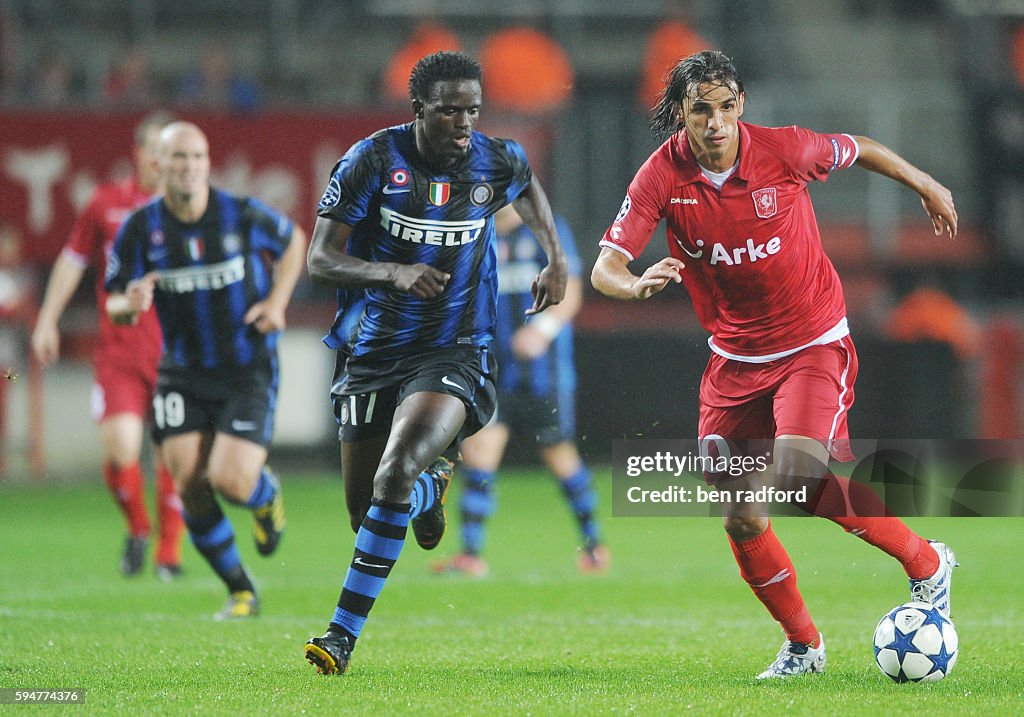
[1,0,1023,480]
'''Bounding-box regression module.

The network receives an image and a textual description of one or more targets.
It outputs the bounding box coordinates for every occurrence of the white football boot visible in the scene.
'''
[756,632,826,679]
[909,540,958,617]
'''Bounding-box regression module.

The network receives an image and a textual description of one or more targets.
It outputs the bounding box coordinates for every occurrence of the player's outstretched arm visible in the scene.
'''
[853,135,958,239]
[512,176,568,314]
[31,253,86,366]
[306,216,449,298]
[245,224,307,334]
[591,247,683,301]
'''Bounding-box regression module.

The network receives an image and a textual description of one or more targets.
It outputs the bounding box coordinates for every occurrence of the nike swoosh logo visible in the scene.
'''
[382,185,410,194]
[354,557,388,570]
[441,375,466,392]
[231,420,258,431]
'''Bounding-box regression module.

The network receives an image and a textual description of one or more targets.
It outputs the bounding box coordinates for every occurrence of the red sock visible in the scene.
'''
[729,522,818,646]
[807,472,939,581]
[103,463,150,537]
[154,464,184,566]
[832,515,938,580]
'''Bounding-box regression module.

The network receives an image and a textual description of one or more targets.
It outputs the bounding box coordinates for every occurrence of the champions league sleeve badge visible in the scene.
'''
[615,194,632,222]
[319,176,342,208]
[104,251,121,282]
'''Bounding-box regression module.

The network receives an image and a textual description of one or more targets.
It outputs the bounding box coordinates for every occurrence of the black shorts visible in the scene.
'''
[152,358,278,447]
[494,389,577,446]
[332,346,497,444]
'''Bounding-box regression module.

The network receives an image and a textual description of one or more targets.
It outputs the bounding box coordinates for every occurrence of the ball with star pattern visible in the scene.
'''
[873,601,958,682]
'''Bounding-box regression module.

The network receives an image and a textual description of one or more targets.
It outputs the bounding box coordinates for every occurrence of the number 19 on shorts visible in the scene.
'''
[153,391,185,429]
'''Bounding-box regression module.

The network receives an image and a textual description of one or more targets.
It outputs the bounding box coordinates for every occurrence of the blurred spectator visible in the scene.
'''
[886,284,982,360]
[1011,22,1024,87]
[0,0,18,100]
[382,19,461,105]
[850,0,938,18]
[103,47,158,108]
[23,51,77,107]
[638,5,710,111]
[479,25,573,115]
[177,47,262,113]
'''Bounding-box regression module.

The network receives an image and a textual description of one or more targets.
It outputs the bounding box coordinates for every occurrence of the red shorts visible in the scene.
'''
[698,336,858,462]
[90,351,159,423]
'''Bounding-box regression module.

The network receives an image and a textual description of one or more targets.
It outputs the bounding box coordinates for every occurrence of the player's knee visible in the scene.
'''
[773,438,829,488]
[104,437,143,470]
[104,456,135,472]
[372,453,421,499]
[723,515,768,542]
[205,464,228,490]
[206,464,254,503]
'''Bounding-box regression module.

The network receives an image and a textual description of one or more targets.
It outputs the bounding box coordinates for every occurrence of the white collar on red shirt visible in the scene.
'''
[676,121,756,187]
[699,161,738,190]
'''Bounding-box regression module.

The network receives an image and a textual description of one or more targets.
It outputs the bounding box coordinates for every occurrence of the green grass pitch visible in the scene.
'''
[1,468,1022,716]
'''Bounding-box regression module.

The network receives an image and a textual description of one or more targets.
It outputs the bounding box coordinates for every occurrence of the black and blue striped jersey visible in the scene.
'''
[104,188,294,370]
[494,215,581,397]
[317,122,533,361]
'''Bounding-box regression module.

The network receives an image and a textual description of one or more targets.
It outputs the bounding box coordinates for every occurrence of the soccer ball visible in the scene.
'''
[873,601,958,682]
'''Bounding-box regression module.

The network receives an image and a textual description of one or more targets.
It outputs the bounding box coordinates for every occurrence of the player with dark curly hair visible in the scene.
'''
[303,51,568,674]
[593,50,959,679]
[406,48,480,103]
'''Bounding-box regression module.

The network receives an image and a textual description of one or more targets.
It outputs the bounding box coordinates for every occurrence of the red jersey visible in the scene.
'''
[601,121,859,360]
[63,176,163,365]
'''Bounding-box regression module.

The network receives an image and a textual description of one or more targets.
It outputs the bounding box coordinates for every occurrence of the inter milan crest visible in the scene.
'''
[428,181,451,206]
[470,182,493,206]
[752,187,778,219]
[222,233,241,254]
